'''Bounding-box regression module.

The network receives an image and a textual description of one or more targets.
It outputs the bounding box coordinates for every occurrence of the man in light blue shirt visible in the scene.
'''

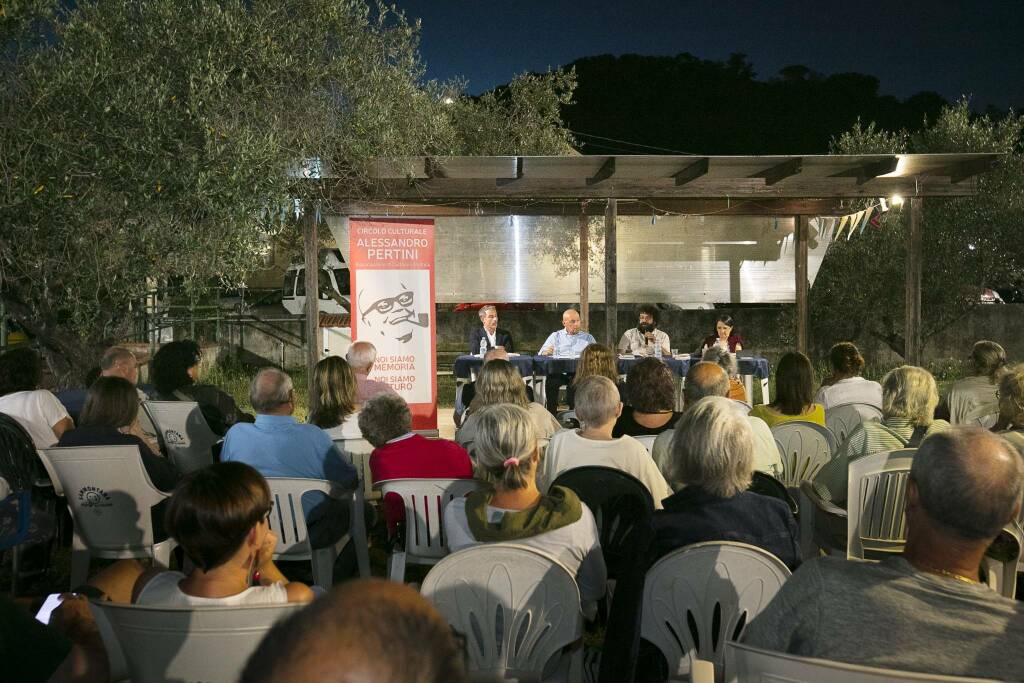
[221,367,359,550]
[539,308,596,413]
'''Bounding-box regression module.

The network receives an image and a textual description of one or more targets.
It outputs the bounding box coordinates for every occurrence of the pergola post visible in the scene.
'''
[905,198,923,364]
[579,213,589,331]
[604,199,617,347]
[794,215,809,355]
[302,205,321,414]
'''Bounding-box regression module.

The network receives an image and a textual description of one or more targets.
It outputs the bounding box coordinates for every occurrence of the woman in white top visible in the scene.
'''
[445,403,606,618]
[131,462,313,605]
[309,355,362,439]
[455,359,560,450]
[814,342,882,410]
[0,347,73,448]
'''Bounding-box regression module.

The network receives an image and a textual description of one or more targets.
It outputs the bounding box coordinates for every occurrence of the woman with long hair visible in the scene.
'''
[749,352,824,428]
[455,359,560,448]
[308,355,360,439]
[700,314,743,354]
[572,342,626,402]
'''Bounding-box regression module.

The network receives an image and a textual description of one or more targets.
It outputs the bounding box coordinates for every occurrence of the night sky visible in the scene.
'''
[394,0,1022,110]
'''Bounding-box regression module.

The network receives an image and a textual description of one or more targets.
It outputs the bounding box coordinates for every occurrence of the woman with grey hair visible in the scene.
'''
[701,345,747,402]
[443,404,606,618]
[813,365,950,506]
[943,340,1006,426]
[995,363,1024,454]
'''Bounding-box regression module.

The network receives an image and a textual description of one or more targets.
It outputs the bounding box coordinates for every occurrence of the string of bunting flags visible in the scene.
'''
[828,195,904,241]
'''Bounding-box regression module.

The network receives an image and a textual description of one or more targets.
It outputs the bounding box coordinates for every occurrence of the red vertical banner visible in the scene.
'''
[349,218,437,430]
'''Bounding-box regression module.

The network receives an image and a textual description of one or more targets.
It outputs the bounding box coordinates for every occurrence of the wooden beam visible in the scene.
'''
[302,207,322,414]
[930,157,998,184]
[795,215,809,355]
[586,157,616,186]
[751,157,803,186]
[579,213,589,332]
[830,156,898,184]
[604,199,618,347]
[424,157,447,178]
[495,156,524,187]
[905,198,923,364]
[672,157,709,186]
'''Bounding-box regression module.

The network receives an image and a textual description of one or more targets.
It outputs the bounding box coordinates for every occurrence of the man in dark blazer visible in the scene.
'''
[467,304,514,355]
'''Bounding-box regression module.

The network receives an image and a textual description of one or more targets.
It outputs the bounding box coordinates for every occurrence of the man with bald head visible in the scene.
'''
[539,308,596,413]
[743,427,1024,679]
[661,361,782,477]
[241,579,469,683]
[221,368,359,550]
[345,340,398,406]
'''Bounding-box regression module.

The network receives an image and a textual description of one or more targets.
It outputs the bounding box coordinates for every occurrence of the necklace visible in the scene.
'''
[925,567,979,585]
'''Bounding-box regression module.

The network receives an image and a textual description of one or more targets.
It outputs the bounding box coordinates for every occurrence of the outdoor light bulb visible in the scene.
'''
[890,194,904,206]
[442,96,455,105]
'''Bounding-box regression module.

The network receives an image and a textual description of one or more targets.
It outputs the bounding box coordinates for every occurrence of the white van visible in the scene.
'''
[281,249,350,315]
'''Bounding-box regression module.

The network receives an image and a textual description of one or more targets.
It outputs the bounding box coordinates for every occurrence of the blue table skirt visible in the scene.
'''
[453,354,769,380]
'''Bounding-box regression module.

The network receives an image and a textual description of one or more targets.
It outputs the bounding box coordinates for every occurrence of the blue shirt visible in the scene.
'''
[540,329,596,357]
[221,414,358,522]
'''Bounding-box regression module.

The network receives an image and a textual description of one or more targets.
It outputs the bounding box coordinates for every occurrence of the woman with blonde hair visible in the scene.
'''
[813,365,949,505]
[572,343,626,402]
[308,355,360,439]
[455,359,560,448]
[444,404,606,618]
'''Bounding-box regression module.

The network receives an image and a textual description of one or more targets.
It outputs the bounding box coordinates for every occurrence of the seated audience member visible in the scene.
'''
[995,363,1024,453]
[651,396,800,569]
[613,357,682,437]
[444,404,607,618]
[58,377,180,492]
[345,341,398,405]
[362,393,472,536]
[539,308,595,413]
[240,579,468,683]
[132,462,313,605]
[456,359,560,448]
[308,355,361,439]
[468,304,514,355]
[814,342,882,409]
[543,376,673,507]
[943,340,1005,425]
[744,428,1024,680]
[702,345,747,402]
[749,352,825,428]
[0,346,73,448]
[814,365,949,505]
[654,362,782,481]
[221,368,359,549]
[700,314,743,354]
[99,346,160,452]
[618,304,671,357]
[151,340,253,436]
[572,342,626,403]
[456,346,534,427]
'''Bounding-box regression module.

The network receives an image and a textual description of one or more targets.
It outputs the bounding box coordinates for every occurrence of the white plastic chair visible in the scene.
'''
[846,449,916,560]
[333,437,379,501]
[772,421,838,488]
[641,542,791,681]
[143,400,217,473]
[421,543,584,682]
[634,434,657,453]
[43,445,177,588]
[90,600,303,683]
[374,477,484,582]
[825,403,883,445]
[724,641,998,682]
[265,478,370,589]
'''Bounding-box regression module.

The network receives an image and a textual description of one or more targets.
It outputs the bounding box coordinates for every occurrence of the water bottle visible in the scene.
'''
[654,339,662,359]
[479,337,488,357]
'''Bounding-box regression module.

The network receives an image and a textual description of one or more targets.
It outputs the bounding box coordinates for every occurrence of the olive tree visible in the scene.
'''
[0,0,575,382]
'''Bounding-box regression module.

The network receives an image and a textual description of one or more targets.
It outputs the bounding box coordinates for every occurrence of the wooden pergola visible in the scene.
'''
[299,153,999,405]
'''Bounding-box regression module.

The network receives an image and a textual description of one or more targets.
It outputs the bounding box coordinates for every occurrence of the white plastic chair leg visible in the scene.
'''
[388,550,407,583]
[70,532,90,588]
[351,490,371,578]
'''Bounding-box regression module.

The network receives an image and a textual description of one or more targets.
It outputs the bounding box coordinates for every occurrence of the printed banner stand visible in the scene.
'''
[349,218,437,430]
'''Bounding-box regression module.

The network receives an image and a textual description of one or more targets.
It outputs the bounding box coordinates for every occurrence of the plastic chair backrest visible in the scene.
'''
[90,600,304,683]
[376,478,484,561]
[846,448,916,560]
[264,477,335,556]
[557,410,580,429]
[43,445,168,552]
[0,413,41,491]
[825,403,883,445]
[641,542,790,680]
[772,421,837,487]
[724,641,998,682]
[421,543,583,681]
[634,434,657,452]
[550,465,655,577]
[333,438,376,500]
[963,403,999,429]
[143,401,217,473]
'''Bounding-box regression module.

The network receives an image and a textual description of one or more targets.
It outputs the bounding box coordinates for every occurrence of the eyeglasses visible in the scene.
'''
[264,501,275,523]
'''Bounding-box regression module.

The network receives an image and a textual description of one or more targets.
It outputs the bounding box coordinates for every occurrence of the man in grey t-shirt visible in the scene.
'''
[743,427,1024,680]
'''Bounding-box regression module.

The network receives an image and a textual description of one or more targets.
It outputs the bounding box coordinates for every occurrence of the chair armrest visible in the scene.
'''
[799,481,845,516]
[799,481,847,559]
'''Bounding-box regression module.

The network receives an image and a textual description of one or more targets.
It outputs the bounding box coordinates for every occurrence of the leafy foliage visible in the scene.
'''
[812,101,1024,357]
[0,0,575,381]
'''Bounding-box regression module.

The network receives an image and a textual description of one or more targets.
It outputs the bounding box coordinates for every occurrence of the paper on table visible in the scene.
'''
[619,355,636,359]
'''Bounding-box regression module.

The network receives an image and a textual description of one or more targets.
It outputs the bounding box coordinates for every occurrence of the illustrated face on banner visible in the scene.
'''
[358,273,431,344]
